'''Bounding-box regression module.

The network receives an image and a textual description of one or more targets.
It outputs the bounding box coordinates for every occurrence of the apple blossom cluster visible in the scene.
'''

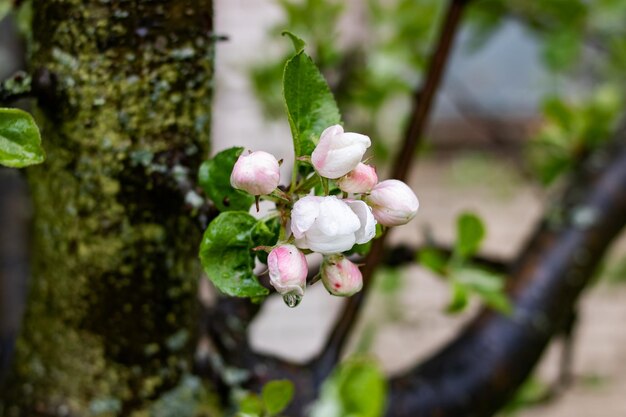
[230,124,419,305]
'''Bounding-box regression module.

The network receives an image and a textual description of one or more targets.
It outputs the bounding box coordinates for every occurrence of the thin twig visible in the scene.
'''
[314,0,471,379]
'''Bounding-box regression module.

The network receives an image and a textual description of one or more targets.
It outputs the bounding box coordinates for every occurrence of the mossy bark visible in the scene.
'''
[1,1,215,415]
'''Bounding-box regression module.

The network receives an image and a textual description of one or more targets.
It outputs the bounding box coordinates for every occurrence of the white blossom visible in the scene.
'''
[311,124,370,179]
[291,195,376,254]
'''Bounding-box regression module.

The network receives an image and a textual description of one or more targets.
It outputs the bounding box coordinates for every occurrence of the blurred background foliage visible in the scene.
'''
[249,0,626,184]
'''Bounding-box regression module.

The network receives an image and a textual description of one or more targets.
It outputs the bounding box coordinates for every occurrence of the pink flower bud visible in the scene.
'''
[311,124,371,179]
[366,179,419,226]
[230,150,280,195]
[267,244,308,296]
[321,255,363,296]
[337,163,378,194]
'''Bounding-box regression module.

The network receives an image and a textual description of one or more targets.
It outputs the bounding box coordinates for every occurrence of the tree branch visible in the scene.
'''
[313,0,471,379]
[385,125,626,416]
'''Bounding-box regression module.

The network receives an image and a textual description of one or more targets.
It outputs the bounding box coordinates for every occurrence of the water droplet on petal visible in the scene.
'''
[282,292,302,308]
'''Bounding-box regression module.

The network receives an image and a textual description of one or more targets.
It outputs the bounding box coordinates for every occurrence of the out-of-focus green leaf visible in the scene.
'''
[455,212,485,260]
[238,393,264,416]
[501,377,549,416]
[198,147,255,212]
[311,357,387,417]
[454,266,504,293]
[447,282,469,313]
[419,248,448,275]
[452,266,512,314]
[199,212,269,298]
[262,380,295,416]
[0,108,45,167]
[542,29,582,71]
[529,87,622,186]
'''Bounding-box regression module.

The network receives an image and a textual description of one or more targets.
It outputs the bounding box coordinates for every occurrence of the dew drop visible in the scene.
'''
[282,292,302,308]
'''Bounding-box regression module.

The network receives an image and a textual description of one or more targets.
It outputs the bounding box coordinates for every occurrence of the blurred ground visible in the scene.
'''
[213,1,626,416]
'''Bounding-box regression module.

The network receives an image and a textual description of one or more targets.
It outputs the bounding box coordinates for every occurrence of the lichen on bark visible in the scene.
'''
[1,1,216,415]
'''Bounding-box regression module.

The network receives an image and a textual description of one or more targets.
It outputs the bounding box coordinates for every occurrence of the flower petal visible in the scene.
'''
[345,199,377,244]
[291,196,322,239]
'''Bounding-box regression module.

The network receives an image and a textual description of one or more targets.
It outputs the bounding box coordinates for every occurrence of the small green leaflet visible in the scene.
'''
[311,358,387,417]
[262,380,295,416]
[455,212,485,260]
[0,108,45,168]
[282,31,341,159]
[198,147,255,212]
[199,212,269,298]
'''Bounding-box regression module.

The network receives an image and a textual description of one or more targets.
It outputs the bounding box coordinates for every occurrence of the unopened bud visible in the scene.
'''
[321,255,363,297]
[366,179,419,226]
[337,163,378,194]
[311,125,370,179]
[268,244,308,296]
[230,150,280,195]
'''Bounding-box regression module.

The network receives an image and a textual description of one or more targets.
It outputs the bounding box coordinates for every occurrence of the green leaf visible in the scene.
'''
[239,393,264,416]
[198,147,255,212]
[0,108,45,167]
[452,266,512,314]
[336,359,387,417]
[311,358,387,417]
[282,33,341,159]
[282,30,306,54]
[419,248,448,275]
[455,212,485,259]
[479,290,513,315]
[446,282,469,313]
[199,212,269,298]
[262,380,295,416]
[542,29,582,71]
[251,217,281,264]
[453,266,504,293]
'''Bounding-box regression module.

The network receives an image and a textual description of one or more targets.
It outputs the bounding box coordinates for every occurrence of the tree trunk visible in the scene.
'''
[1,1,215,415]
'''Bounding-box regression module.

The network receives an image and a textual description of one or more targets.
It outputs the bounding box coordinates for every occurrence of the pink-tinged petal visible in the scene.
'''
[338,163,378,194]
[268,244,308,296]
[230,150,280,195]
[367,179,419,226]
[311,124,343,173]
[345,199,377,244]
[311,125,371,179]
[291,196,322,239]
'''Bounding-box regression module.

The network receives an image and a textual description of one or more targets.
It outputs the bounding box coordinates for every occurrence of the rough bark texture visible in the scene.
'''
[1,1,215,415]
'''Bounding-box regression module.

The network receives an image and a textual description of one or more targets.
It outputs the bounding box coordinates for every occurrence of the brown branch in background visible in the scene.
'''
[385,126,626,416]
[313,0,472,379]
